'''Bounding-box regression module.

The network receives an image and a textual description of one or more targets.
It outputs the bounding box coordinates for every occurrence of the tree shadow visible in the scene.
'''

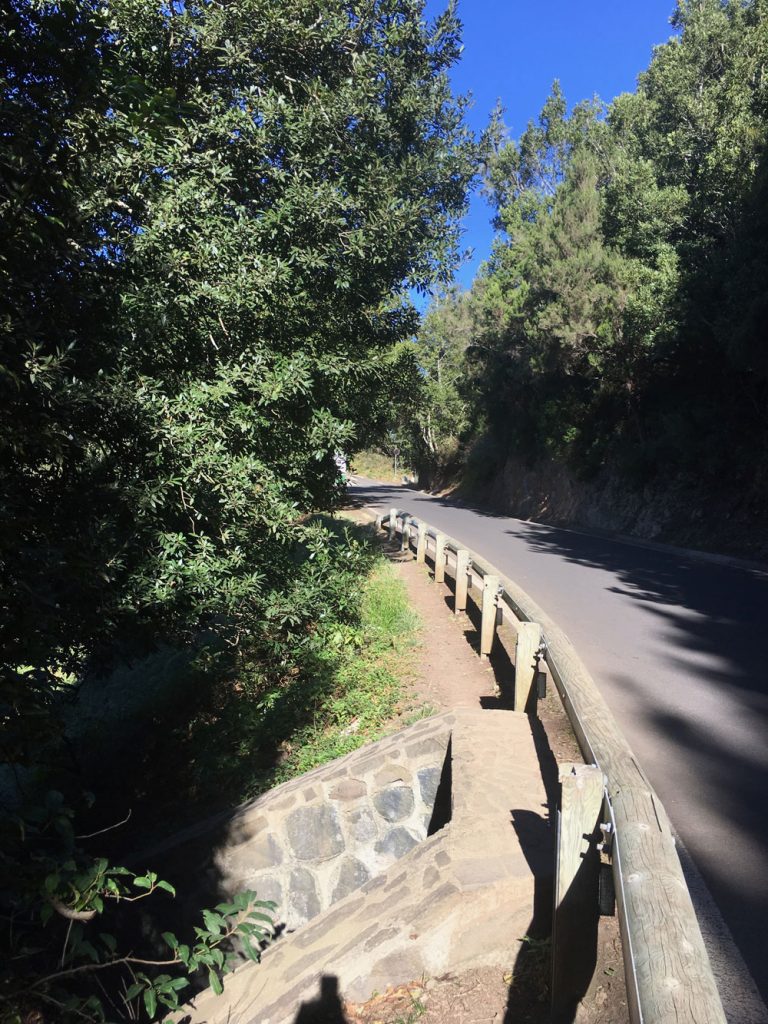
[507,519,768,1004]
[352,480,768,1009]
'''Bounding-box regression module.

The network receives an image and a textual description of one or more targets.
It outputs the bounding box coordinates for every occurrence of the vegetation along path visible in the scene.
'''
[350,477,768,1024]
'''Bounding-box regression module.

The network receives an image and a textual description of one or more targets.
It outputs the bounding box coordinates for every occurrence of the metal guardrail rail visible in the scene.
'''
[377,508,726,1024]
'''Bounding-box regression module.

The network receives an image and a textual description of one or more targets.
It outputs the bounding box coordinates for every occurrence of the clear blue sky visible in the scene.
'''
[421,0,678,299]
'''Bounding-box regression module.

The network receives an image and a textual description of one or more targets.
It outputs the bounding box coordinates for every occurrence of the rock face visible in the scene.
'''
[203,714,453,930]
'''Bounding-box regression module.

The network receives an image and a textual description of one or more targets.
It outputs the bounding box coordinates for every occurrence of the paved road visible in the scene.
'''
[351,477,768,1022]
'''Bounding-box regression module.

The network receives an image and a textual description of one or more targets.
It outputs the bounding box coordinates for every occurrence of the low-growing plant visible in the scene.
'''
[0,789,275,1023]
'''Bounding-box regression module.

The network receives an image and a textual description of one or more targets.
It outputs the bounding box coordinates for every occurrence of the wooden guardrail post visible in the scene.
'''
[388,507,398,542]
[375,513,383,531]
[434,533,446,583]
[552,763,604,1022]
[454,549,469,614]
[416,523,427,564]
[514,622,541,712]
[401,518,411,554]
[480,575,499,659]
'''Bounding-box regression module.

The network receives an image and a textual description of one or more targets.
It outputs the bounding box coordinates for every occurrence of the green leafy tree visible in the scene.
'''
[0,1,474,1019]
[409,287,474,478]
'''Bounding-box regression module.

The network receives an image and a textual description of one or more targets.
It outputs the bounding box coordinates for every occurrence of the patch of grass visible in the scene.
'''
[362,561,420,638]
[272,560,422,781]
[389,992,427,1024]
[351,448,414,484]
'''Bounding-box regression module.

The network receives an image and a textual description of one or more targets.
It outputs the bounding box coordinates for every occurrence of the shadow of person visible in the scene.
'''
[293,975,349,1024]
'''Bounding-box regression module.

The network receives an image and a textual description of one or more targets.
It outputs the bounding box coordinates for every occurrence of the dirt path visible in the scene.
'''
[338,510,628,1024]
[391,549,503,712]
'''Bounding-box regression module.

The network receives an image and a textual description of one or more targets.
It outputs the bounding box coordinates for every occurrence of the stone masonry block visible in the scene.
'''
[288,867,321,927]
[229,813,268,844]
[220,832,283,875]
[345,806,378,842]
[375,827,418,861]
[422,865,440,889]
[332,857,371,902]
[374,764,412,788]
[417,766,441,808]
[328,779,367,802]
[250,874,283,909]
[405,736,448,760]
[373,785,414,823]
[286,805,344,862]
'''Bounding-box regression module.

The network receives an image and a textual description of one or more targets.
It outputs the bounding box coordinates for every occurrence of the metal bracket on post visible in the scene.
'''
[454,549,470,614]
[480,574,500,659]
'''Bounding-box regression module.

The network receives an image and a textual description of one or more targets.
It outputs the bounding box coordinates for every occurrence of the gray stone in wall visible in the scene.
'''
[417,766,441,808]
[373,784,414,823]
[251,874,283,909]
[375,827,418,860]
[232,813,268,844]
[285,805,344,862]
[288,867,321,926]
[331,856,371,902]
[346,807,377,842]
[224,832,283,875]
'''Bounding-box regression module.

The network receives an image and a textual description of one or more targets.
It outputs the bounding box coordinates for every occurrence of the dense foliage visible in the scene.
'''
[409,0,768,508]
[0,1,472,1019]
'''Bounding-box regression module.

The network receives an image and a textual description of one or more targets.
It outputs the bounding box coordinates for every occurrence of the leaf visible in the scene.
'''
[157,879,176,896]
[143,986,157,1018]
[202,909,225,935]
[209,969,223,996]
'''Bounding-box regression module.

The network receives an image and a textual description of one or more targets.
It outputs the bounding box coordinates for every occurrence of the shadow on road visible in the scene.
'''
[351,480,768,1007]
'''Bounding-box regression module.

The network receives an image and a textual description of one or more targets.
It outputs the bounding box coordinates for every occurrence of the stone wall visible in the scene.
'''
[186,715,451,933]
[186,708,550,1024]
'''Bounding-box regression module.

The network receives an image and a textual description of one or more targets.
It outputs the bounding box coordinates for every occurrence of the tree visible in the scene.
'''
[0,2,475,1018]
[1,0,474,670]
[408,287,474,477]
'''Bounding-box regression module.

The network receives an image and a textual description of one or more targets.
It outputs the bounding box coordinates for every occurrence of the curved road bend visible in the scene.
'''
[350,477,768,1023]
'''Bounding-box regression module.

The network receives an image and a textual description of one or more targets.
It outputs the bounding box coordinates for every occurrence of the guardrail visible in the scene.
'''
[376,508,726,1024]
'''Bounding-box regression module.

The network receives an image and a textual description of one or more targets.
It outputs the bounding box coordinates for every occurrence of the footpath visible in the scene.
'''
[177,513,627,1024]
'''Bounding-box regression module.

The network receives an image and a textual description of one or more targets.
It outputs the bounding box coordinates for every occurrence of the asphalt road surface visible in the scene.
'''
[351,477,768,1023]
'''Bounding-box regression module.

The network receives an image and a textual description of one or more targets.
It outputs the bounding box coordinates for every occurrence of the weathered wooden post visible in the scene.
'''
[480,574,500,659]
[513,622,541,712]
[416,523,427,564]
[434,533,446,584]
[388,507,398,542]
[454,549,470,614]
[375,513,383,532]
[551,763,603,1022]
[401,518,411,554]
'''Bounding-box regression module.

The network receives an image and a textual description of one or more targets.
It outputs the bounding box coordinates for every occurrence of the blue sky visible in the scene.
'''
[422,0,678,299]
